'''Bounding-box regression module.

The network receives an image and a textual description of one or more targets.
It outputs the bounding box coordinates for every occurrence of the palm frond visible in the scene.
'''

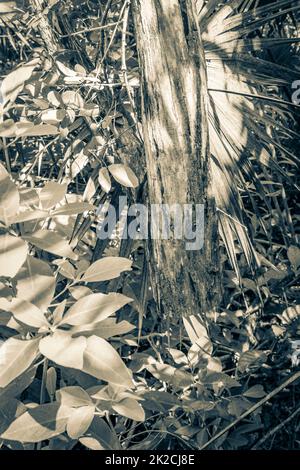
[199,0,300,278]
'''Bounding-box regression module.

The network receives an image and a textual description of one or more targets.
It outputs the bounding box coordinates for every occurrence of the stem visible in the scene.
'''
[200,370,300,450]
[36,358,48,450]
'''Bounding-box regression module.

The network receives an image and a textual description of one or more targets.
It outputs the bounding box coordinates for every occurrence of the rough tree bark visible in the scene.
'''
[132,0,221,319]
[30,0,59,54]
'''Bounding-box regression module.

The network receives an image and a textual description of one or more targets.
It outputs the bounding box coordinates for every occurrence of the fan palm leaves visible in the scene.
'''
[197,0,300,277]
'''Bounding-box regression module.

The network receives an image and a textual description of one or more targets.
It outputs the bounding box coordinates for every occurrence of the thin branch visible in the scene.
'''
[251,404,300,449]
[200,370,300,450]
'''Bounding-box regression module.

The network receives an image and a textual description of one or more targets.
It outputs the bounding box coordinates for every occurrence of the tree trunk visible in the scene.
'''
[30,0,59,54]
[132,0,221,319]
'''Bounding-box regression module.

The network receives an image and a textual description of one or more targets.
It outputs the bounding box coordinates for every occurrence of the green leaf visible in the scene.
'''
[0,233,27,278]
[79,257,132,283]
[82,335,133,388]
[39,330,86,370]
[0,403,72,443]
[0,337,40,388]
[9,298,50,329]
[108,164,139,188]
[66,405,95,439]
[60,293,133,326]
[112,398,145,422]
[0,162,20,225]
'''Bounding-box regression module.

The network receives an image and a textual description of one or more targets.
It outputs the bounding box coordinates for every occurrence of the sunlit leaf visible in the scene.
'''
[0,403,72,443]
[71,318,135,339]
[0,233,27,278]
[83,335,133,387]
[79,257,132,283]
[60,293,132,326]
[98,168,111,193]
[51,202,95,216]
[66,405,95,439]
[9,299,49,329]
[15,256,55,311]
[0,337,40,388]
[0,58,39,109]
[23,229,78,261]
[39,181,68,210]
[0,162,20,225]
[39,330,86,370]
[112,398,145,422]
[108,164,139,188]
[56,386,92,408]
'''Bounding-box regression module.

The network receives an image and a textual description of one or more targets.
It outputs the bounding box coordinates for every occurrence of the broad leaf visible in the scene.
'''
[0,403,73,443]
[60,293,132,326]
[39,330,86,370]
[56,386,92,408]
[0,337,40,388]
[71,318,135,339]
[39,181,68,210]
[0,233,27,278]
[15,256,55,311]
[66,405,95,439]
[9,299,50,329]
[112,398,145,422]
[108,164,139,188]
[79,416,121,450]
[0,365,38,402]
[83,335,133,387]
[0,162,20,225]
[0,398,27,435]
[51,202,95,216]
[23,229,77,261]
[79,257,132,283]
[98,168,111,193]
[0,58,39,110]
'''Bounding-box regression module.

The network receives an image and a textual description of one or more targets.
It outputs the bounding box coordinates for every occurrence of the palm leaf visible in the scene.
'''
[199,0,300,278]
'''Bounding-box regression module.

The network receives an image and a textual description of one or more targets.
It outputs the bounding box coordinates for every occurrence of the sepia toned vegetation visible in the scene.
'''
[0,0,299,450]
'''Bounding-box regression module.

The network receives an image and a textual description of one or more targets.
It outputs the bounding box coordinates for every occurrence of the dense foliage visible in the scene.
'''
[0,0,299,450]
